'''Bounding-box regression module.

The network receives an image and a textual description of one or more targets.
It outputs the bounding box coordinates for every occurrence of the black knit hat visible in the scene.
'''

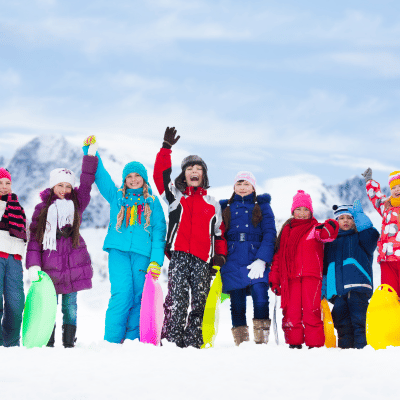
[181,155,208,172]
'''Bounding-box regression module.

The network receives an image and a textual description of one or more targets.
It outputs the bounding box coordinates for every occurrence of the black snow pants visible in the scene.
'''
[161,251,211,348]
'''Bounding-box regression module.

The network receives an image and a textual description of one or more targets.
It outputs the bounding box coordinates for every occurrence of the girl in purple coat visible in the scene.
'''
[26,138,98,348]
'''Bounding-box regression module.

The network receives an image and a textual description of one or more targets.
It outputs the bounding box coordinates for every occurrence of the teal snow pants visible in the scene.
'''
[104,249,148,343]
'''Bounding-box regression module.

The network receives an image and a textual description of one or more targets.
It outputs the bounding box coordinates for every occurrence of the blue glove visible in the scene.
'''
[350,200,372,232]
[321,275,327,300]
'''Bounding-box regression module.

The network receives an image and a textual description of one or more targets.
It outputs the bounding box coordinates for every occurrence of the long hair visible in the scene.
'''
[274,217,294,253]
[174,162,210,193]
[116,182,152,232]
[35,188,81,248]
[222,191,263,231]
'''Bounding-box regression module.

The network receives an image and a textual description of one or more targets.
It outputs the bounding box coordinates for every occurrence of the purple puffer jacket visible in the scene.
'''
[26,155,98,295]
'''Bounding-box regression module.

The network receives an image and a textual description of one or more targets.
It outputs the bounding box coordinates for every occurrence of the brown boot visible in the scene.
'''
[231,325,250,346]
[253,319,271,344]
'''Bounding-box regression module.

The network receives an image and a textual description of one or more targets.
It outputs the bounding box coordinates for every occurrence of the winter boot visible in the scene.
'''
[253,319,271,344]
[231,325,250,346]
[62,324,77,348]
[46,325,56,347]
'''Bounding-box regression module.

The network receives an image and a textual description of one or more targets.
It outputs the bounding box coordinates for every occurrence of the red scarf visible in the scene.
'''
[278,217,318,308]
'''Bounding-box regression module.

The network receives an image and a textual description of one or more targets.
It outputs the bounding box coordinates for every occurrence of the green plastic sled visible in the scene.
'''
[22,271,57,348]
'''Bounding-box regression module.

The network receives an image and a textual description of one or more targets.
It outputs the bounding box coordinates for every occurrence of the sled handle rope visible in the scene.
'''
[273,291,279,345]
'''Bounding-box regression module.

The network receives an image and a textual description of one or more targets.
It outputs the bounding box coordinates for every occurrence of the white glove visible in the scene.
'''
[88,142,99,156]
[247,259,266,280]
[29,266,41,282]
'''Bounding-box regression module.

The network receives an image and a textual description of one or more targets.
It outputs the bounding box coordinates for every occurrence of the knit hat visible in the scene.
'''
[122,161,149,185]
[0,168,11,182]
[332,204,353,220]
[291,190,313,215]
[389,171,400,190]
[49,168,76,188]
[234,171,256,191]
[181,155,208,172]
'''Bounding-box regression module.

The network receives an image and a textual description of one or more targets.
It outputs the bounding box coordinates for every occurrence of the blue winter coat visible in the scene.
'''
[83,147,166,266]
[323,227,379,300]
[219,193,276,294]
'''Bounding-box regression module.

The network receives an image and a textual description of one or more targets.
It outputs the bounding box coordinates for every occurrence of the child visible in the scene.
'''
[323,201,379,349]
[362,168,400,295]
[0,168,27,347]
[26,139,98,348]
[220,172,276,346]
[269,190,339,349]
[83,137,166,344]
[153,127,227,348]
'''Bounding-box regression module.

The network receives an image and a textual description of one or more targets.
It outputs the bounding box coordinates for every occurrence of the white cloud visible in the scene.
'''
[0,69,21,87]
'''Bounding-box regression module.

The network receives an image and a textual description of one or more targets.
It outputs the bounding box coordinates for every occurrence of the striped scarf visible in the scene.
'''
[0,193,27,242]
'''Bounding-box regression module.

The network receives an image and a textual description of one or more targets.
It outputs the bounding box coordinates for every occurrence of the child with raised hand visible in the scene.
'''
[269,190,339,349]
[323,201,379,349]
[153,127,227,348]
[220,172,276,346]
[26,138,98,348]
[0,169,27,347]
[82,136,166,344]
[362,168,400,295]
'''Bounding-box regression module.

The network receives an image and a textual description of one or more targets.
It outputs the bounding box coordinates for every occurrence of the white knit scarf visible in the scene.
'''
[43,199,75,251]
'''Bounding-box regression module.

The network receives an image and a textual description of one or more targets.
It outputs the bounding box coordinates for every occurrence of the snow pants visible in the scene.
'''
[230,282,269,328]
[0,255,24,347]
[162,251,211,348]
[105,249,148,343]
[331,291,369,349]
[282,277,324,348]
[380,261,400,295]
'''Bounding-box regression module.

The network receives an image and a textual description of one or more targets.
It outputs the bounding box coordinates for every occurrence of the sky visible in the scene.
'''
[1,0,400,188]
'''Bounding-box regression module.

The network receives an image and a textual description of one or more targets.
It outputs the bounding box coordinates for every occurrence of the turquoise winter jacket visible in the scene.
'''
[83,146,166,266]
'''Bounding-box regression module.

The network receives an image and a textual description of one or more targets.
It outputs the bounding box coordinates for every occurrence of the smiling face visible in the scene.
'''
[125,173,144,189]
[391,184,400,198]
[234,180,254,197]
[293,206,311,220]
[53,182,72,199]
[185,164,203,187]
[337,214,355,231]
[0,178,12,196]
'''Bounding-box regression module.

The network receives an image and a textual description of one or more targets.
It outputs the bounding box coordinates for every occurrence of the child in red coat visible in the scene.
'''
[269,190,339,348]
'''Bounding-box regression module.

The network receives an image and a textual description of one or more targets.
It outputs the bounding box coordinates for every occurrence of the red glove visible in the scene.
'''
[268,269,281,296]
[315,219,339,240]
[269,282,281,296]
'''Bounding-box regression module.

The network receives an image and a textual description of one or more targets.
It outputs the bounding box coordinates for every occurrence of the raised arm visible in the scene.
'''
[82,137,117,204]
[362,168,386,217]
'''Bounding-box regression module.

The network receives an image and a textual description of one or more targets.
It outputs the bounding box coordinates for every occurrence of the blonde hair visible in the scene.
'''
[116,182,152,232]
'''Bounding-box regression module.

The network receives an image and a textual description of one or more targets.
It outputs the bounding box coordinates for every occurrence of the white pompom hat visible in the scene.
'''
[234,171,256,191]
[49,168,76,188]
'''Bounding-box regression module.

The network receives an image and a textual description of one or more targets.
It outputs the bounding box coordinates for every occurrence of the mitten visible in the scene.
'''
[162,127,180,149]
[316,219,339,240]
[83,135,98,156]
[268,270,281,296]
[247,259,266,279]
[147,262,161,280]
[350,199,372,232]
[321,275,327,299]
[361,168,372,183]
[29,265,41,282]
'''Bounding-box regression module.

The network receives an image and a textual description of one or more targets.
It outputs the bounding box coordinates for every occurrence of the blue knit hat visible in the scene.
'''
[122,161,149,187]
[332,204,353,220]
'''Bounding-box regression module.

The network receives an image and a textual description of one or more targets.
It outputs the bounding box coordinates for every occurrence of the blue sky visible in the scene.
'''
[1,0,399,188]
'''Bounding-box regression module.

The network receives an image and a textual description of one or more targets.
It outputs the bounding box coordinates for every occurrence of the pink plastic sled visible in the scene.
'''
[140,272,164,346]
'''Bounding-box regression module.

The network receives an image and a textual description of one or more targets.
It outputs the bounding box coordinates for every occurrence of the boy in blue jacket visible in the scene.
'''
[323,200,379,349]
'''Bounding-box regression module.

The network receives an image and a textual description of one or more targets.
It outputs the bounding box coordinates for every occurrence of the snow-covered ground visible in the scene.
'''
[2,221,397,400]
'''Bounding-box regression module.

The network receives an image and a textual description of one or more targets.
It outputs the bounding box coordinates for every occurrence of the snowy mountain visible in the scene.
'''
[5,135,389,230]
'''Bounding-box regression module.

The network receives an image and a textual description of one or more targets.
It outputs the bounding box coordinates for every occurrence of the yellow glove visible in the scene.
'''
[147,262,161,280]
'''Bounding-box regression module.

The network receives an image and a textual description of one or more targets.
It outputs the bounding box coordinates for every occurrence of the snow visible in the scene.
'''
[1,223,397,400]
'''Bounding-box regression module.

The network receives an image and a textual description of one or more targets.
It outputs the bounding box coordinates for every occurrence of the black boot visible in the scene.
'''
[46,326,56,347]
[62,324,77,348]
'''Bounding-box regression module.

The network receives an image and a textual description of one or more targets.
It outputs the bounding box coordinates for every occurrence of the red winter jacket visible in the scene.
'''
[269,218,338,307]
[153,148,227,263]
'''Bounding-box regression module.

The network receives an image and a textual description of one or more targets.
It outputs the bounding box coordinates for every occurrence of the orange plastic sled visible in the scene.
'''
[321,298,336,348]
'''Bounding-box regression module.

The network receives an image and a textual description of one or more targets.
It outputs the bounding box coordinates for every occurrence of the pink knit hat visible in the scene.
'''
[0,168,11,182]
[291,190,313,214]
[234,171,256,191]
